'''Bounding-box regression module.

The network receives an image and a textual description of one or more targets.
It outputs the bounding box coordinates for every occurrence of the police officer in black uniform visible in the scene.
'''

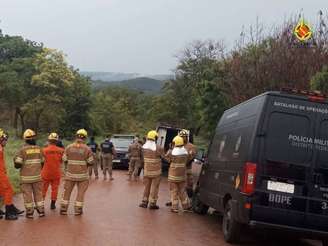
[100,136,116,181]
[87,136,99,179]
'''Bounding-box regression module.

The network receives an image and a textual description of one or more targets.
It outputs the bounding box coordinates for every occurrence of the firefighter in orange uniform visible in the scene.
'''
[0,129,24,220]
[179,129,197,197]
[60,129,94,216]
[14,129,45,218]
[42,133,64,210]
[166,136,192,212]
[139,130,164,209]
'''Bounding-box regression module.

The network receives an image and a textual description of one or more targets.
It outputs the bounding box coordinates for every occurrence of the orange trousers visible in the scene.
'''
[42,178,60,201]
[0,174,13,205]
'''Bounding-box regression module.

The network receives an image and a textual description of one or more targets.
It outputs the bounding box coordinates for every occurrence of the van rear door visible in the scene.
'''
[157,127,167,149]
[252,95,315,228]
[305,108,328,232]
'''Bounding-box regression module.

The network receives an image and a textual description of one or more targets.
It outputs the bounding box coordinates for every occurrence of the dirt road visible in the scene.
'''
[0,170,322,246]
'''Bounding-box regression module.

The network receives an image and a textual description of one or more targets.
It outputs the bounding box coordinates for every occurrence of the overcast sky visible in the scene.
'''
[0,0,326,74]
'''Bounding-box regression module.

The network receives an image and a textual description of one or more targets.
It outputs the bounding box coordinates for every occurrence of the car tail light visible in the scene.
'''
[242,162,257,195]
[308,95,326,102]
[245,203,252,209]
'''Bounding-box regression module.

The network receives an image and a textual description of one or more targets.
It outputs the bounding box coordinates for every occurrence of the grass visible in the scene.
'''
[5,137,24,194]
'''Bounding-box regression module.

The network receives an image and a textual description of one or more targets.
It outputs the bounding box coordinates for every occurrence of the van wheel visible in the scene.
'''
[222,200,241,243]
[192,189,209,215]
[322,239,328,246]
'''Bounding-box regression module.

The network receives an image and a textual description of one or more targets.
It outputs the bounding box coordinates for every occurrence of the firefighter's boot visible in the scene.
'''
[13,205,24,215]
[51,200,56,210]
[165,201,172,207]
[60,203,68,215]
[139,201,148,208]
[26,208,34,219]
[5,205,18,220]
[74,207,83,216]
[36,207,45,217]
[149,203,159,210]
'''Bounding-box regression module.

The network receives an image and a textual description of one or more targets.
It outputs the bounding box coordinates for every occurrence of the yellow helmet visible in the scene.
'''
[173,136,184,147]
[178,129,189,138]
[0,128,8,141]
[76,129,88,138]
[147,130,158,141]
[48,132,59,141]
[23,129,36,140]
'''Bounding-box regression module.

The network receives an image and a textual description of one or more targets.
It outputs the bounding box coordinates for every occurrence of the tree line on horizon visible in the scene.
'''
[0,13,328,140]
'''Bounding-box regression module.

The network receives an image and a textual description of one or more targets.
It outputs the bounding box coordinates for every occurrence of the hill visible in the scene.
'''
[111,77,165,93]
[92,77,165,94]
[81,71,173,82]
[82,71,139,82]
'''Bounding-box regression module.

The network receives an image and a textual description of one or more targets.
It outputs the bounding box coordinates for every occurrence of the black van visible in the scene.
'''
[193,89,328,245]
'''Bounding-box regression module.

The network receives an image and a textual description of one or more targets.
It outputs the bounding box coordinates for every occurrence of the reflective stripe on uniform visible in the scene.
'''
[144,158,161,164]
[144,170,161,176]
[66,172,89,179]
[75,201,83,207]
[25,159,42,165]
[168,175,185,182]
[61,200,69,205]
[67,160,87,165]
[14,157,23,164]
[149,198,157,203]
[21,175,42,182]
[170,162,186,168]
[36,201,45,207]
[25,202,34,208]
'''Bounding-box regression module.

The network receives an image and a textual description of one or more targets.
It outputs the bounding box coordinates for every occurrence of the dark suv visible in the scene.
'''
[110,134,135,169]
[193,89,328,245]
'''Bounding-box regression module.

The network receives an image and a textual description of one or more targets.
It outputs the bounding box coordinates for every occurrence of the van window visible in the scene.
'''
[218,132,242,162]
[316,120,328,169]
[208,132,231,163]
[232,135,242,159]
[218,135,227,161]
[265,112,312,165]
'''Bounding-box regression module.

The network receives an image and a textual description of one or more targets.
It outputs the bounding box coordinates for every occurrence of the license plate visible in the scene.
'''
[113,160,120,163]
[267,181,295,194]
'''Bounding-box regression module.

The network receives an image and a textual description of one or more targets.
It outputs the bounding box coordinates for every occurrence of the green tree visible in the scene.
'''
[59,71,92,137]
[90,86,151,135]
[0,34,42,134]
[156,40,229,137]
[310,66,328,93]
[27,48,76,131]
